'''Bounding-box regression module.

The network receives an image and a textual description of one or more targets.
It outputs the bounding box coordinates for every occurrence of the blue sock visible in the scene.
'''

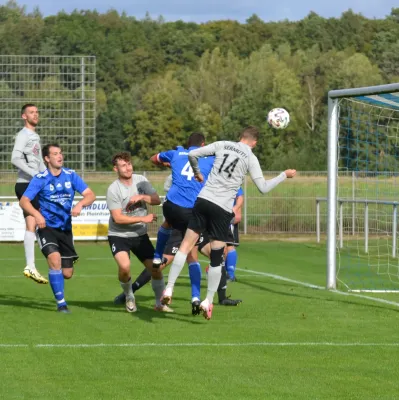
[48,269,67,308]
[226,249,237,279]
[188,262,201,300]
[154,226,173,259]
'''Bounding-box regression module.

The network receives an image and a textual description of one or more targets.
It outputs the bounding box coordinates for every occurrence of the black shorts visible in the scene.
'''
[188,198,234,242]
[163,200,192,232]
[164,229,210,256]
[37,227,78,268]
[226,224,240,247]
[15,182,39,217]
[164,229,183,256]
[108,234,154,262]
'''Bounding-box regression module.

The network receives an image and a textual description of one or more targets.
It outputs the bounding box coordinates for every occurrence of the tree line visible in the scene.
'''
[1,1,398,170]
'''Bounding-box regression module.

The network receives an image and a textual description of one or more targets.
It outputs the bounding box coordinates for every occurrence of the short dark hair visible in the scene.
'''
[21,103,37,114]
[112,151,132,166]
[187,132,205,148]
[42,143,61,160]
[239,126,260,141]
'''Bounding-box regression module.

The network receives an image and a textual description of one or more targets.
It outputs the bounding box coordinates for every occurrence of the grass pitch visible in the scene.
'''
[1,241,399,399]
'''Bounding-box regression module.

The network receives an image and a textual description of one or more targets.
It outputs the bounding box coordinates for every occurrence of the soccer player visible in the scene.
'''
[161,126,296,320]
[11,104,47,284]
[19,144,96,313]
[106,152,170,313]
[150,132,215,313]
[225,187,244,282]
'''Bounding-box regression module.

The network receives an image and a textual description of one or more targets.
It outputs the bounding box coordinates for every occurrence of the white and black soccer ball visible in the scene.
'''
[267,108,290,130]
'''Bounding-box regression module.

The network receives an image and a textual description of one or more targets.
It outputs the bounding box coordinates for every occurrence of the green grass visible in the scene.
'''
[1,240,399,399]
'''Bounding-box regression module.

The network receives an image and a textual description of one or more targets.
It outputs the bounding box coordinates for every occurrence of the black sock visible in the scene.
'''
[132,268,152,293]
[217,266,228,303]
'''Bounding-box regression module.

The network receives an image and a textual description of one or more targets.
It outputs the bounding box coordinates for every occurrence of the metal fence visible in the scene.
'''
[0,170,329,236]
[0,55,96,174]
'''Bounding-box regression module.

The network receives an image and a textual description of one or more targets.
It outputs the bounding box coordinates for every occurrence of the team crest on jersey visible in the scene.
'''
[32,143,40,156]
[49,184,54,191]
[65,181,71,189]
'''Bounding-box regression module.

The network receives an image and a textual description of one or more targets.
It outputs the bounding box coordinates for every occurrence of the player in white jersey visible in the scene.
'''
[11,104,48,284]
[106,152,172,313]
[161,126,296,320]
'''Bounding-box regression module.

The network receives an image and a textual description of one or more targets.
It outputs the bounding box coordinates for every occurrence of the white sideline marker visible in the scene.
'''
[2,342,399,349]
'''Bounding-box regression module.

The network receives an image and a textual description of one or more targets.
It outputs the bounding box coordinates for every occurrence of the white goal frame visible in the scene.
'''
[326,83,399,290]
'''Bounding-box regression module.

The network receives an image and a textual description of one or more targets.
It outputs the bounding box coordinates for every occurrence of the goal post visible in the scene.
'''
[327,83,399,292]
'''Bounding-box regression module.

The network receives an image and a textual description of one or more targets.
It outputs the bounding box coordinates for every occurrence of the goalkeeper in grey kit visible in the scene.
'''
[161,126,296,320]
[11,103,48,284]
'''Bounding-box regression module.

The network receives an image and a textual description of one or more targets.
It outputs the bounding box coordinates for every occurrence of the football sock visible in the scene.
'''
[24,231,36,269]
[226,249,237,279]
[132,268,152,293]
[120,278,134,299]
[152,278,165,307]
[48,269,66,307]
[206,265,222,304]
[217,266,228,303]
[154,226,173,259]
[188,262,201,301]
[165,250,187,291]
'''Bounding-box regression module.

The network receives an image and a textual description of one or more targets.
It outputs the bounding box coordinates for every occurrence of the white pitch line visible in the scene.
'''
[2,342,399,349]
[236,268,399,308]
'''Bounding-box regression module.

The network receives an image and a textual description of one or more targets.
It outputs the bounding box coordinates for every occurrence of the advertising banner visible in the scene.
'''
[0,200,110,241]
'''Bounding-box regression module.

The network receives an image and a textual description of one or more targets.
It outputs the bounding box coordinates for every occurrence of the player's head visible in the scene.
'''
[187,132,205,148]
[21,103,39,128]
[42,143,63,170]
[239,126,259,148]
[112,151,133,179]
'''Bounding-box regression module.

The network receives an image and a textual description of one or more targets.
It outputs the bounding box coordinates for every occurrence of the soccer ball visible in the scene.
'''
[267,108,290,129]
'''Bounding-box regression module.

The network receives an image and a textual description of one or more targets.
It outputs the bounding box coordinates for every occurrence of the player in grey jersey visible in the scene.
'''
[161,126,296,320]
[106,152,172,313]
[11,103,48,284]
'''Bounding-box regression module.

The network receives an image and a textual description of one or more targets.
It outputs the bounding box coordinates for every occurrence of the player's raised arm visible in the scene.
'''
[188,141,221,182]
[248,154,296,194]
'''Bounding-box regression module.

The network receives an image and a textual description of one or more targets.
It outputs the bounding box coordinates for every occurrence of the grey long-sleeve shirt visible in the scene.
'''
[11,127,45,183]
[188,140,286,212]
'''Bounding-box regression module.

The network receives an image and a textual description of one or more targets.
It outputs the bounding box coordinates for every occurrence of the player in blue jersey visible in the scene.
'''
[19,144,96,313]
[150,132,215,314]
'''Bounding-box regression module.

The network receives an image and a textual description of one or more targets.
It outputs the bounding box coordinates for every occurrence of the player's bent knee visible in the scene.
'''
[210,247,225,267]
[42,244,59,258]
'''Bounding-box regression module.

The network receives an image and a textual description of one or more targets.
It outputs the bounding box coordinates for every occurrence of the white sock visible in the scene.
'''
[165,251,187,291]
[206,265,222,303]
[152,278,165,307]
[120,278,134,299]
[24,231,36,269]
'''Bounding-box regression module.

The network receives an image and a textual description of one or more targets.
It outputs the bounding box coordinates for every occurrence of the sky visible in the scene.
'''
[5,0,398,22]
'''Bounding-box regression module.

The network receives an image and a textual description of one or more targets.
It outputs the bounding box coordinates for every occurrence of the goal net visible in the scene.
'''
[0,55,96,174]
[327,84,399,292]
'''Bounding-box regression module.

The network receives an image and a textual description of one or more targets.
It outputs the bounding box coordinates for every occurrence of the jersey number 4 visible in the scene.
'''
[219,154,239,178]
[181,161,194,180]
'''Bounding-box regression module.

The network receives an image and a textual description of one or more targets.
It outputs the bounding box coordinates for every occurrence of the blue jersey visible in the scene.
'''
[23,168,88,230]
[235,187,244,204]
[158,146,215,208]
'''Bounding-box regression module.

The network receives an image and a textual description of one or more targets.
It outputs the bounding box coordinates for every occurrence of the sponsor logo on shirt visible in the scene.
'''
[49,184,54,191]
[56,183,62,191]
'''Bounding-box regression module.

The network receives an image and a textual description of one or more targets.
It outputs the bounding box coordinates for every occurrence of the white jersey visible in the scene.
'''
[188,140,287,212]
[106,175,156,238]
[11,127,45,183]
